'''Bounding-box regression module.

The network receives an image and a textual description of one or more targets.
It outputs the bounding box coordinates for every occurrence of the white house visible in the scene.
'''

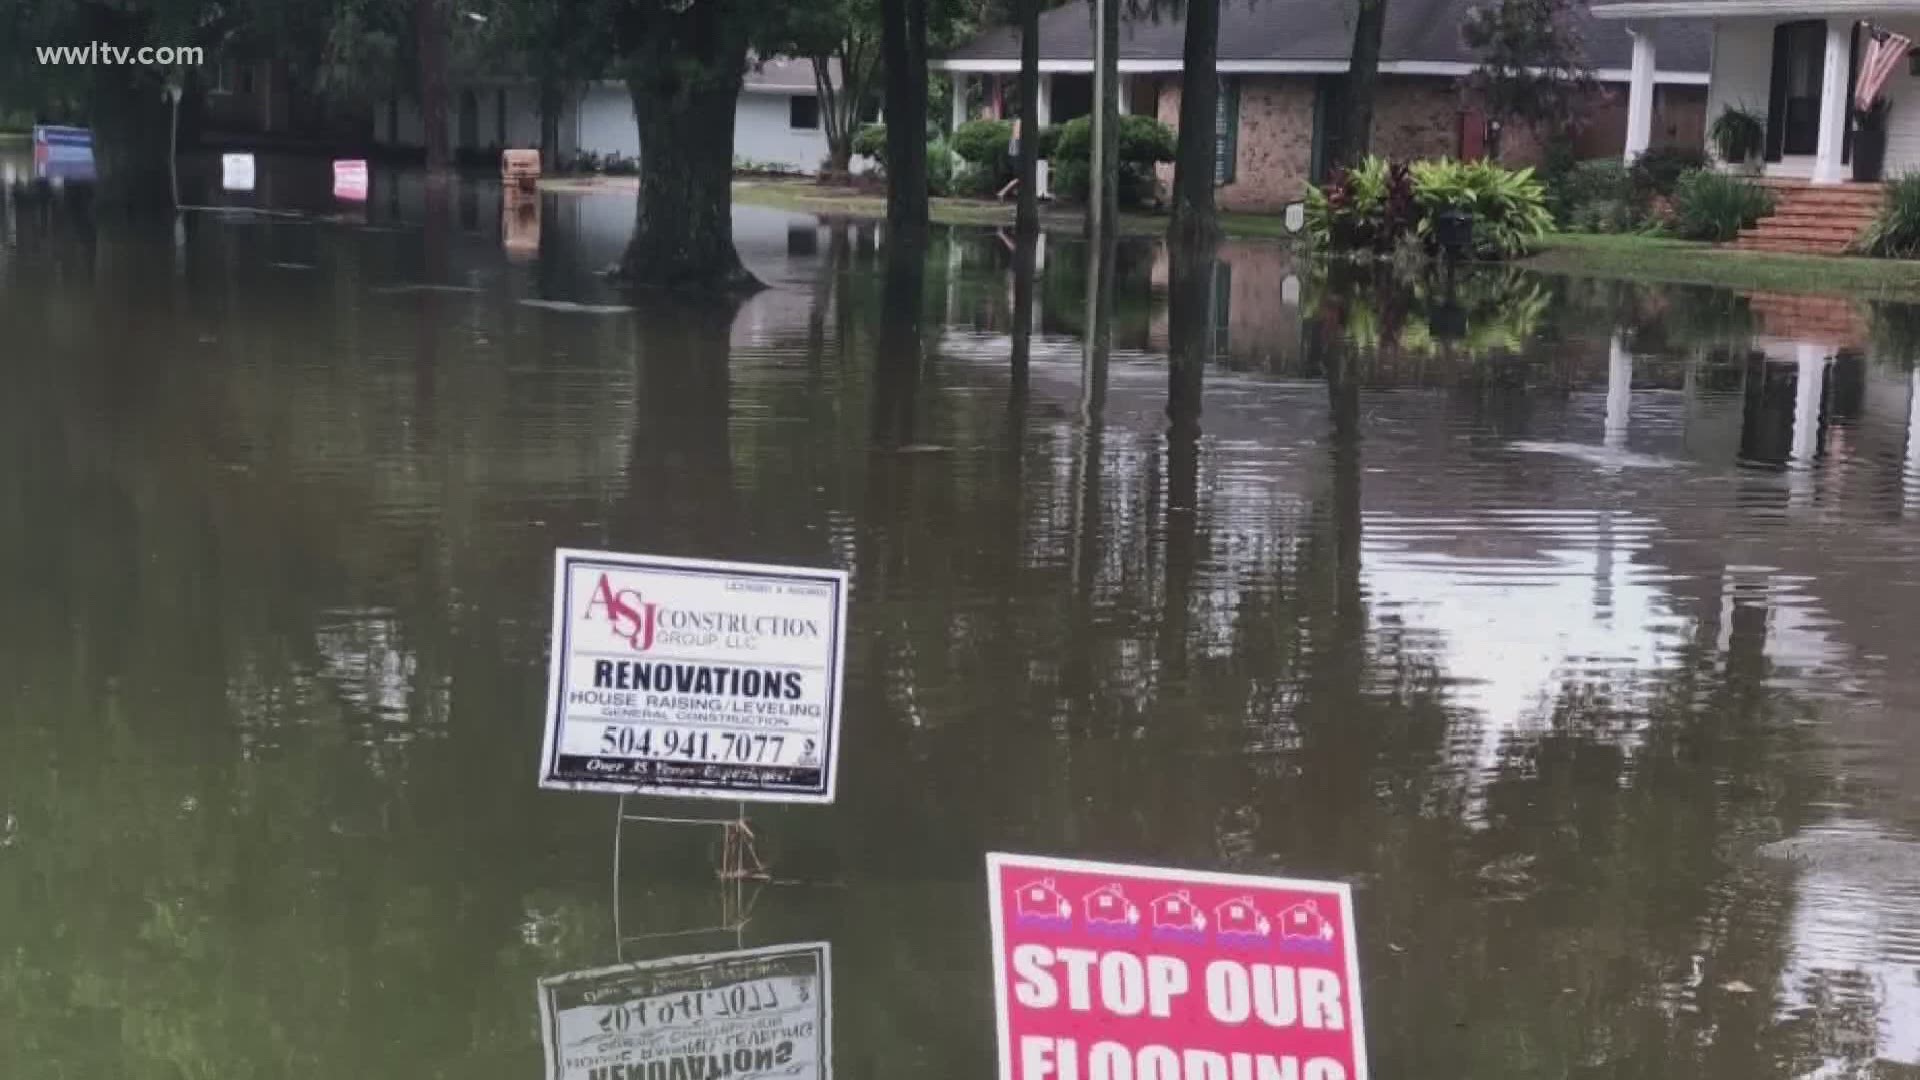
[373,58,850,175]
[1600,0,1920,182]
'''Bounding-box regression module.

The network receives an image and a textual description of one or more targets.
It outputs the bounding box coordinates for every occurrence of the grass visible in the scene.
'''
[729,178,1298,240]
[1526,232,1920,299]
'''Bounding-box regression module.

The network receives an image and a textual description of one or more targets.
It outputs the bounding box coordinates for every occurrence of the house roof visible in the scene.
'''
[1596,0,1920,17]
[938,0,1711,81]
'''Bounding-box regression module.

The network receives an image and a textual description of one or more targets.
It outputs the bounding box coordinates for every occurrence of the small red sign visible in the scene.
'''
[988,853,1367,1080]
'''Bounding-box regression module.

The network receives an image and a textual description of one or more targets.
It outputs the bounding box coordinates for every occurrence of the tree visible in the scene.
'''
[609,0,763,290]
[1339,0,1388,166]
[1014,0,1040,236]
[1167,0,1220,242]
[478,0,612,170]
[1463,0,1599,137]
[416,0,452,173]
[881,0,930,232]
[763,0,882,177]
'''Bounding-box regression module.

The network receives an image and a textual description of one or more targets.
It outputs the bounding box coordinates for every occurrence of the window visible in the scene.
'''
[790,95,820,131]
[1214,77,1239,186]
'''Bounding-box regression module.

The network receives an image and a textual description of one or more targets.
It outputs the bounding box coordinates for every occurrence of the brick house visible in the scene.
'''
[935,0,1710,211]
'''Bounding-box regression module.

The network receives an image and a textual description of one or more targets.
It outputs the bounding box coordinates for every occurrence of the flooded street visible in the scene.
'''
[7,155,1920,1078]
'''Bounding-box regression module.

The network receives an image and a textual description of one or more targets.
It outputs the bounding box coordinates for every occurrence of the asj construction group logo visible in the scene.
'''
[583,573,658,652]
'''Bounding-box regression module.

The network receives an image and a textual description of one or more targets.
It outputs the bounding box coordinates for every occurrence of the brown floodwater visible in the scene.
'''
[5,152,1920,1078]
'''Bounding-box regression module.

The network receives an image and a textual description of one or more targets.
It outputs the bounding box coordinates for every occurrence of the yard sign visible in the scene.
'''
[987,853,1367,1080]
[540,548,848,803]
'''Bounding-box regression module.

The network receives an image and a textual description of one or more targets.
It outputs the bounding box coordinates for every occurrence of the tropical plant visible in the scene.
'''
[1669,169,1773,242]
[1708,106,1765,165]
[927,136,955,197]
[1409,157,1555,258]
[1050,114,1176,207]
[1859,173,1920,258]
[1305,157,1419,255]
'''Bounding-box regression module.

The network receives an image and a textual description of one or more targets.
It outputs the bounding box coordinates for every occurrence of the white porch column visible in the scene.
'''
[951,71,967,133]
[1813,21,1852,183]
[1117,75,1132,115]
[1624,28,1656,162]
[1037,74,1054,198]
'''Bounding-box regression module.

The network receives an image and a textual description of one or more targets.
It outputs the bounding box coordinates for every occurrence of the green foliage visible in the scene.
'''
[1860,174,1920,258]
[1309,157,1552,260]
[1632,146,1711,197]
[1049,114,1176,207]
[1669,170,1773,242]
[1553,159,1651,233]
[1708,106,1765,164]
[1461,0,1599,131]
[853,122,888,165]
[1305,158,1418,256]
[951,119,1015,167]
[927,136,955,197]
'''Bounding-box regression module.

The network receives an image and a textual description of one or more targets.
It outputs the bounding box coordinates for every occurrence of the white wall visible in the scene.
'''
[377,82,832,174]
[1707,18,1774,163]
[733,92,832,173]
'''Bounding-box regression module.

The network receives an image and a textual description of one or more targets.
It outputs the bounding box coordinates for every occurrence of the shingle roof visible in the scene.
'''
[942,0,1709,76]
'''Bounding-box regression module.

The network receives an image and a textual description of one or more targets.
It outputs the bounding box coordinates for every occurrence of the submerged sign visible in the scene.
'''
[987,854,1368,1080]
[541,549,848,803]
[538,942,832,1080]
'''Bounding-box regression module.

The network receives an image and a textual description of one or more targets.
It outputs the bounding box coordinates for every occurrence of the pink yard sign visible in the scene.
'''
[987,854,1368,1080]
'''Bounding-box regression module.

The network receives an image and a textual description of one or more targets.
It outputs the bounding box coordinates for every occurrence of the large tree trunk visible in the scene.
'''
[538,80,564,171]
[88,67,173,208]
[1015,0,1041,236]
[1340,0,1389,166]
[1169,0,1220,242]
[881,0,929,232]
[415,0,451,174]
[1094,0,1120,233]
[617,68,758,292]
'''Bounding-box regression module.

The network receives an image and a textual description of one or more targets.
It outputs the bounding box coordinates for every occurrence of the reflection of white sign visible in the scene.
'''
[538,942,832,1080]
[540,549,848,803]
[222,153,255,192]
[332,159,368,201]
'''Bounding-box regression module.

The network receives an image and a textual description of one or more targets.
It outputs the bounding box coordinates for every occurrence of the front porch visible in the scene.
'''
[1599,1,1920,185]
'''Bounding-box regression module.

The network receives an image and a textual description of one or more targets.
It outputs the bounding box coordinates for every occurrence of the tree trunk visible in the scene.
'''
[1169,0,1220,243]
[88,67,172,208]
[1094,0,1120,234]
[1015,0,1041,236]
[538,80,564,172]
[881,0,929,232]
[1340,0,1389,167]
[813,56,853,177]
[415,0,451,175]
[618,72,758,292]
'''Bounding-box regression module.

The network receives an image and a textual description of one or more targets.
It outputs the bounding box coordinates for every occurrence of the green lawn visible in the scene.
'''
[731,179,1297,241]
[1526,232,1920,299]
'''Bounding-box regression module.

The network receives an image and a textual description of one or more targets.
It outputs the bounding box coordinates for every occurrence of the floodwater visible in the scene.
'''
[6,152,1920,1079]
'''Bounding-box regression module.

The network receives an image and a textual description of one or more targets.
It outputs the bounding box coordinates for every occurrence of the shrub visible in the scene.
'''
[1669,169,1773,241]
[851,123,887,168]
[1410,157,1554,258]
[1305,158,1418,255]
[1860,174,1920,258]
[927,137,955,197]
[951,119,1017,195]
[1049,114,1177,207]
[1631,146,1710,197]
[1553,159,1649,232]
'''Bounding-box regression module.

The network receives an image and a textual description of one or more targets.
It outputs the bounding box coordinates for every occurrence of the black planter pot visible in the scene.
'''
[1855,127,1889,183]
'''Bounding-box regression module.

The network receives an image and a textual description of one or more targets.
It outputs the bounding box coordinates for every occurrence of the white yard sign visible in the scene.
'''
[540,549,848,803]
[537,942,832,1080]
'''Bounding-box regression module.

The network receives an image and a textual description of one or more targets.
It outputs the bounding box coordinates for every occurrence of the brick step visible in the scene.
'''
[1739,225,1865,243]
[1774,193,1885,209]
[1762,209,1878,224]
[1733,239,1854,254]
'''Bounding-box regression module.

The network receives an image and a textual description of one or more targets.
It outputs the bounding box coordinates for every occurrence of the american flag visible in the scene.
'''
[1856,26,1914,113]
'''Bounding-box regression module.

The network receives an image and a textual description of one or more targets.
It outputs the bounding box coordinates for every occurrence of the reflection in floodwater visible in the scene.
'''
[9,158,1920,1076]
[538,943,831,1080]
